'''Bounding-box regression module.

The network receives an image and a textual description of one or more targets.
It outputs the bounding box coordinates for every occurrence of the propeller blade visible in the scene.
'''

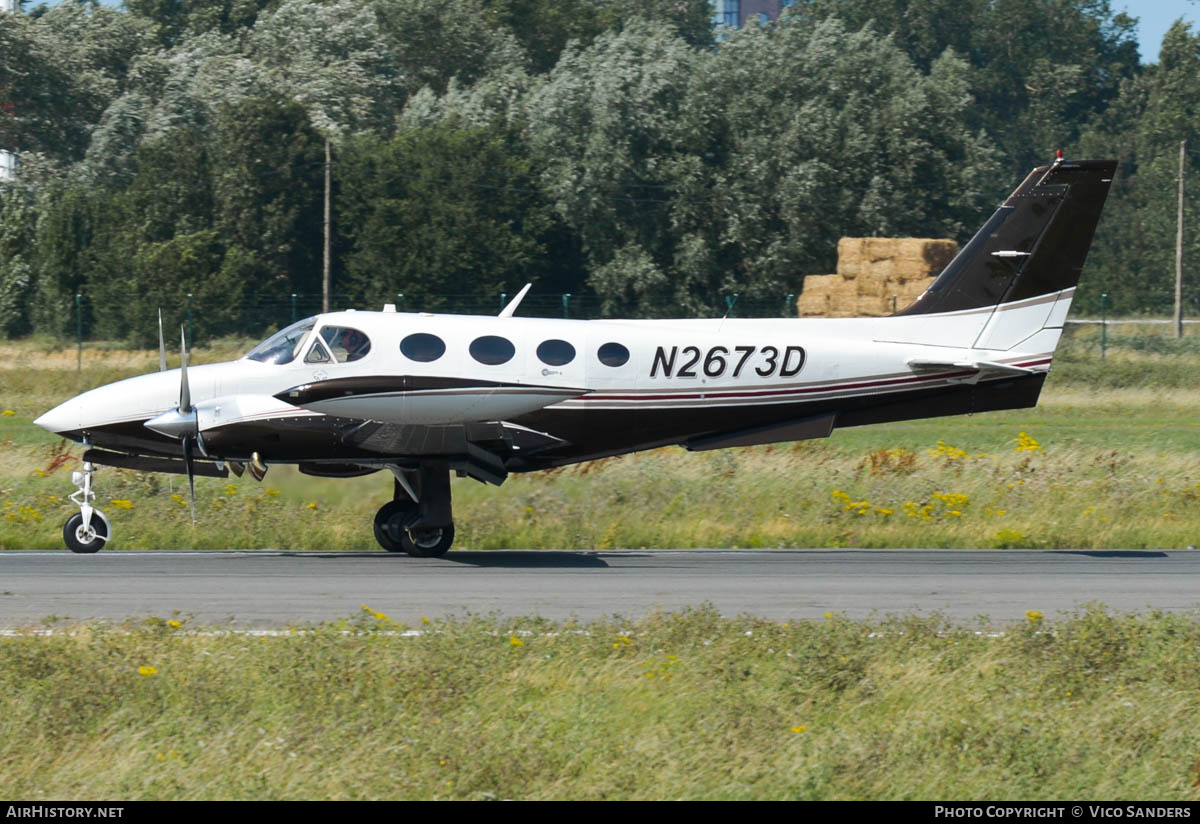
[227,461,245,478]
[179,326,191,413]
[158,310,167,372]
[182,435,196,523]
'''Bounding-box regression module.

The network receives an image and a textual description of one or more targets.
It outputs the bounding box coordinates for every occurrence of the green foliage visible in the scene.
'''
[794,0,1140,173]
[336,122,568,309]
[374,0,526,95]
[0,4,156,162]
[125,0,279,46]
[0,0,1195,334]
[528,18,997,315]
[60,97,325,344]
[528,19,697,315]
[0,188,34,336]
[1075,22,1200,316]
[209,98,325,298]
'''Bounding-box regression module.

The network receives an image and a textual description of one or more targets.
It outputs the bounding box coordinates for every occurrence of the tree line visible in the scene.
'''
[0,0,1196,343]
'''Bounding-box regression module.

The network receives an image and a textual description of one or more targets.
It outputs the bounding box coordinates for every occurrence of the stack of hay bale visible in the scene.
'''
[796,237,958,317]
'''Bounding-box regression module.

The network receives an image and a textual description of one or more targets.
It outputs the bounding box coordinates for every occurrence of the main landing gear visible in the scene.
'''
[63,461,111,553]
[374,463,455,557]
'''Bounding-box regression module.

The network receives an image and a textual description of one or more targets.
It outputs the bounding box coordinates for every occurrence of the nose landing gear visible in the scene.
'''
[63,461,111,553]
[373,463,455,557]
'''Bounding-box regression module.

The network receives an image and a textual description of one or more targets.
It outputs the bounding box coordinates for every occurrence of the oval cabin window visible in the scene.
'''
[469,335,516,365]
[400,333,446,363]
[597,342,630,367]
[536,339,576,366]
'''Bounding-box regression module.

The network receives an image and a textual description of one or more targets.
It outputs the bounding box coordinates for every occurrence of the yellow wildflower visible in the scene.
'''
[110,499,134,510]
[1015,432,1041,452]
[167,620,182,628]
[509,636,524,647]
[792,725,807,733]
[1,410,13,416]
[929,440,968,460]
[1025,610,1044,624]
[138,665,158,676]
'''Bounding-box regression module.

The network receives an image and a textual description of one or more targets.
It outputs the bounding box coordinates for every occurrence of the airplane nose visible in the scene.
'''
[34,400,82,435]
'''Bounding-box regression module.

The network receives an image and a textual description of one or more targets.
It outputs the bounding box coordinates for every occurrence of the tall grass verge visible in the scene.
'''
[2,607,1199,800]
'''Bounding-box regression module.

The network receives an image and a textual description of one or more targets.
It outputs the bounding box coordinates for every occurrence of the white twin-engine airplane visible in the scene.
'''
[35,156,1115,555]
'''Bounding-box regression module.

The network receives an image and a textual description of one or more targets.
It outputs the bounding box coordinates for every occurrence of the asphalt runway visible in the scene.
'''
[1,549,1198,627]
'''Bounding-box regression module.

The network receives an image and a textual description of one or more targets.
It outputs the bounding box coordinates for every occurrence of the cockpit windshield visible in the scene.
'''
[245,318,317,365]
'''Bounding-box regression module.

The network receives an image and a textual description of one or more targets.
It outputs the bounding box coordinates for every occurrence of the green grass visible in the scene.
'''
[1,328,1198,550]
[2,607,1199,800]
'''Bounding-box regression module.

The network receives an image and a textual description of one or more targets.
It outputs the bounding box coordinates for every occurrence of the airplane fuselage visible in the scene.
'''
[36,290,1067,473]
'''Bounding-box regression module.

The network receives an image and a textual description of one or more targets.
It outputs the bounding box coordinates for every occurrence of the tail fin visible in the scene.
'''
[884,157,1115,351]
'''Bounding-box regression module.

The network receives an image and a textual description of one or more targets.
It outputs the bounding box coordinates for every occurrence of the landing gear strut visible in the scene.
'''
[63,461,111,553]
[373,463,455,557]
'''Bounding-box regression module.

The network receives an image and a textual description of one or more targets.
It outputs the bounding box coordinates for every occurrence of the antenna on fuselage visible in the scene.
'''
[498,283,533,318]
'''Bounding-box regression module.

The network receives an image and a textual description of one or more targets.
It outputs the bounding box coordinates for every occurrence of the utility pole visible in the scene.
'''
[1176,140,1186,340]
[323,137,332,314]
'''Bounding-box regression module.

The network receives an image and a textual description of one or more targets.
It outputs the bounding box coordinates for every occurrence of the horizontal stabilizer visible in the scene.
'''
[906,359,1036,385]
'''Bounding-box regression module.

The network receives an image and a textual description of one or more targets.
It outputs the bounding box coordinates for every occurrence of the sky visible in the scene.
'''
[1119,0,1199,62]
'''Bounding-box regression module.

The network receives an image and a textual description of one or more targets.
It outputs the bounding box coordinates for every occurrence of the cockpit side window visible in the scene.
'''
[245,318,317,365]
[319,326,371,363]
[304,338,333,364]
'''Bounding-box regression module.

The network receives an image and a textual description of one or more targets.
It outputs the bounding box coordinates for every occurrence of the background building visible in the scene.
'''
[0,0,16,183]
[711,0,791,28]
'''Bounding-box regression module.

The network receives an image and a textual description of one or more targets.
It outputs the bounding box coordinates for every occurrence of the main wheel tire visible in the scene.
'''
[63,513,108,554]
[400,523,455,558]
[373,500,416,553]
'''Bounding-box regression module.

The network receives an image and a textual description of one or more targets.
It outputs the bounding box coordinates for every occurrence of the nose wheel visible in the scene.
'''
[63,461,112,553]
[63,511,109,553]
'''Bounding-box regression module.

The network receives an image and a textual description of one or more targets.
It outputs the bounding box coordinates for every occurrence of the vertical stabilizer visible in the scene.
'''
[878,158,1115,350]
